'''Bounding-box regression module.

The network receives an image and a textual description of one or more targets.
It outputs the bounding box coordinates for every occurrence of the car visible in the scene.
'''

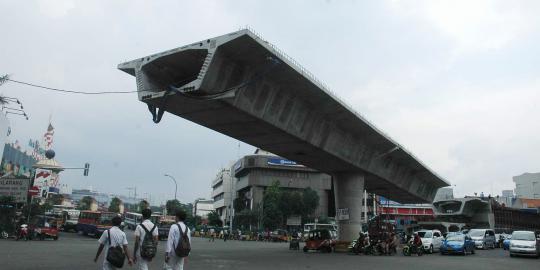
[416,229,444,254]
[270,229,289,242]
[440,234,475,255]
[509,231,540,258]
[468,229,496,249]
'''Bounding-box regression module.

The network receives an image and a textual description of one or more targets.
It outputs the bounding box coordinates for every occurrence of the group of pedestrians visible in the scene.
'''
[93,209,192,270]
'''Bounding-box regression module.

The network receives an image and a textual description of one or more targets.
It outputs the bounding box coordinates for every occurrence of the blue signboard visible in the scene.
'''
[267,158,304,167]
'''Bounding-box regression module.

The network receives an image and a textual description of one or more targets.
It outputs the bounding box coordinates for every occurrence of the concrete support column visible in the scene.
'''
[334,172,365,241]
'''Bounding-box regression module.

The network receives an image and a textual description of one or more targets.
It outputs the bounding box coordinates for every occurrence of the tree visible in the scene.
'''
[233,197,248,213]
[109,197,122,213]
[0,196,16,233]
[262,181,283,230]
[78,196,94,210]
[302,187,319,218]
[207,210,223,227]
[166,199,183,215]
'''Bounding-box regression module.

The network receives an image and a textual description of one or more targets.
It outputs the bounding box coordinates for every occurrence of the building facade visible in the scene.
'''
[193,198,214,218]
[211,168,234,223]
[233,150,332,220]
[513,172,540,199]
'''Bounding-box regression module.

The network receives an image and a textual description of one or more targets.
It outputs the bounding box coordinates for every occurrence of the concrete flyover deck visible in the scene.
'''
[119,29,449,239]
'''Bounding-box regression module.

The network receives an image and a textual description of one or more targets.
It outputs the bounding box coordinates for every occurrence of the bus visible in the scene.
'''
[76,211,117,237]
[124,212,162,230]
[124,212,143,230]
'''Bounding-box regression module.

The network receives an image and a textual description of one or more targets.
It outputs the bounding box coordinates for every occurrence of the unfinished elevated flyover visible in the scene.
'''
[433,197,540,232]
[119,29,449,240]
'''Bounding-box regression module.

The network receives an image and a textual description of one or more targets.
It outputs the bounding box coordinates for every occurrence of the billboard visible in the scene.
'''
[34,168,52,198]
[0,177,30,203]
[267,158,304,167]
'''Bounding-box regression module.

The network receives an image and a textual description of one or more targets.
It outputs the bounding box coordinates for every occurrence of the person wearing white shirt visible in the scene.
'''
[94,216,133,270]
[133,209,159,270]
[165,210,191,270]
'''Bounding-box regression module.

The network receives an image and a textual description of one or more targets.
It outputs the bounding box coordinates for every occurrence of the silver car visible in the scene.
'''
[509,231,540,258]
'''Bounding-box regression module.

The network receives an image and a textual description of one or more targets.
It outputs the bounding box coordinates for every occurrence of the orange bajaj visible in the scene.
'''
[303,229,335,253]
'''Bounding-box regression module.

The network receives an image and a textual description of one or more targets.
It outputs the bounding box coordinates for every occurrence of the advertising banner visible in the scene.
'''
[0,177,30,203]
[267,158,304,167]
[34,168,52,198]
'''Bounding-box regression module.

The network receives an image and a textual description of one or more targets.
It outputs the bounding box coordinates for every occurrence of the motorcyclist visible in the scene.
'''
[354,232,366,253]
[413,232,422,252]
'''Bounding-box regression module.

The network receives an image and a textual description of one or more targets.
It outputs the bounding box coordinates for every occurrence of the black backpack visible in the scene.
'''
[174,223,191,257]
[139,223,157,260]
[106,230,125,268]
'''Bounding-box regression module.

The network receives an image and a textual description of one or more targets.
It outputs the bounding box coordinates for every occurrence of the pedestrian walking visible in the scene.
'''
[94,216,133,270]
[133,209,158,270]
[209,228,215,242]
[165,210,192,270]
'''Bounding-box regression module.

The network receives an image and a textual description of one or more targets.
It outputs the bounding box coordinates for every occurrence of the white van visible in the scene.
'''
[468,229,496,249]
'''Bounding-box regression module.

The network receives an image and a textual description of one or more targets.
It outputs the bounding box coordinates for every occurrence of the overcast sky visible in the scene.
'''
[1,0,539,205]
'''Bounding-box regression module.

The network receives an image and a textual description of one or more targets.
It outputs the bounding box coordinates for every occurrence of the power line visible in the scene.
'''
[5,78,140,95]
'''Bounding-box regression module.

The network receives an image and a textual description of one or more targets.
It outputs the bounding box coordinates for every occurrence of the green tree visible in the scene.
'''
[78,196,94,210]
[233,197,248,213]
[166,199,182,215]
[109,197,122,213]
[262,181,283,230]
[0,196,16,233]
[207,210,223,227]
[302,187,319,218]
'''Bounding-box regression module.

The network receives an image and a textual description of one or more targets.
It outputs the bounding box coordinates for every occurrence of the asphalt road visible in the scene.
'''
[1,231,539,270]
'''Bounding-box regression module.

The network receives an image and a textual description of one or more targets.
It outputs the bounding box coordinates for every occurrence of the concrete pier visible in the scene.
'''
[334,173,365,241]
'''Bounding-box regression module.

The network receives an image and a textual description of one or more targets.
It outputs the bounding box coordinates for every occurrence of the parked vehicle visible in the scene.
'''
[417,229,444,253]
[509,231,540,258]
[468,229,496,249]
[303,229,336,253]
[271,229,289,242]
[440,234,475,255]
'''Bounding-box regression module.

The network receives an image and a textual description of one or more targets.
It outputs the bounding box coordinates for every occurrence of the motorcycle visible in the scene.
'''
[402,241,423,256]
[16,224,29,241]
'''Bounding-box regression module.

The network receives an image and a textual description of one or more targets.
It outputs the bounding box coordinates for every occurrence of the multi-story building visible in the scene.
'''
[232,149,332,219]
[193,198,214,218]
[513,172,540,199]
[211,168,234,224]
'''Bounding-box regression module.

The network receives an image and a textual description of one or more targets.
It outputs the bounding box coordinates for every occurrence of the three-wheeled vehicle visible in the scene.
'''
[32,215,59,240]
[303,229,336,253]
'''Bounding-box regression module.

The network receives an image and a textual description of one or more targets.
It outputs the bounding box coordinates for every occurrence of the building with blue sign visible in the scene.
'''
[228,149,332,222]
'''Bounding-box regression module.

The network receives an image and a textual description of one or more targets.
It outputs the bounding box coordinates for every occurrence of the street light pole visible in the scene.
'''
[164,174,178,201]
